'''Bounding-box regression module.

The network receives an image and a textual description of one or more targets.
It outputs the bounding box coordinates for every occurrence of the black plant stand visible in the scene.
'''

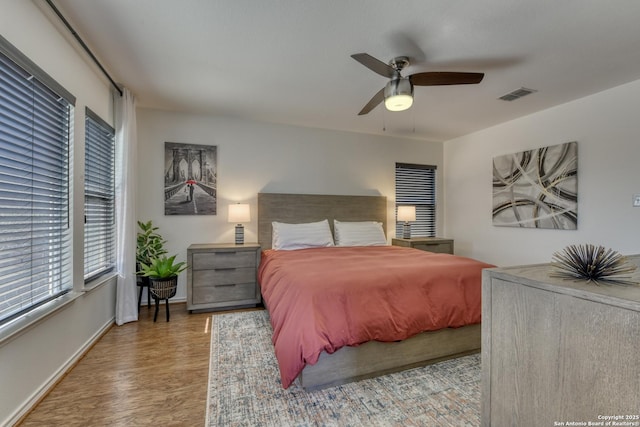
[136,275,151,313]
[149,276,178,322]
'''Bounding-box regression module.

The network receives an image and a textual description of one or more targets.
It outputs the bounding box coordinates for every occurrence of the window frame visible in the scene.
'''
[0,35,75,327]
[84,107,116,283]
[395,162,437,238]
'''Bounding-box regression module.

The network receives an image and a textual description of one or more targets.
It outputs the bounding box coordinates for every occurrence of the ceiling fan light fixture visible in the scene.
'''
[384,78,413,112]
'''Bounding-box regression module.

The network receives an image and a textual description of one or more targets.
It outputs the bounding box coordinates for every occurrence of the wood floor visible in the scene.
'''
[18,302,243,427]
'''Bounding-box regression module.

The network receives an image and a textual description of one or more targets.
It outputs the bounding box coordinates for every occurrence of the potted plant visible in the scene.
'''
[136,220,167,269]
[136,220,170,316]
[139,255,187,280]
[138,255,187,322]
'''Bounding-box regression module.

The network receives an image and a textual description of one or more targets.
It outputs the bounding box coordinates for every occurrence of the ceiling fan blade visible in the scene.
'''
[351,53,396,78]
[409,72,484,86]
[358,88,385,115]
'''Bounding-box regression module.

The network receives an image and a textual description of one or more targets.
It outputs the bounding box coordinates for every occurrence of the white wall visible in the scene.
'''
[137,108,444,301]
[444,79,640,267]
[0,2,116,425]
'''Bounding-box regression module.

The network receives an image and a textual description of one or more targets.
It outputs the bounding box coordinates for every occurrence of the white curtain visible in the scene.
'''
[114,88,138,325]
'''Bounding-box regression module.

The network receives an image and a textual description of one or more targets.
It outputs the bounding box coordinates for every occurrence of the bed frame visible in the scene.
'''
[257,192,481,389]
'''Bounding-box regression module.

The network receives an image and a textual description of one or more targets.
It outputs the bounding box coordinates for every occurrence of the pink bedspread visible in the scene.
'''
[258,246,494,388]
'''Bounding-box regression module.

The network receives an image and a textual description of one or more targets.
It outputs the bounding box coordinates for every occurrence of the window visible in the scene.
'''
[84,108,115,282]
[395,163,436,237]
[0,37,75,325]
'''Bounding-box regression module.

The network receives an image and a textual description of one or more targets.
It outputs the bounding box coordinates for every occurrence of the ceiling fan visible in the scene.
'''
[351,53,484,115]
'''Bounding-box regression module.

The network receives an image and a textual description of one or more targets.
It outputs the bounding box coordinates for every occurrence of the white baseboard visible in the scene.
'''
[139,296,187,305]
[6,316,115,427]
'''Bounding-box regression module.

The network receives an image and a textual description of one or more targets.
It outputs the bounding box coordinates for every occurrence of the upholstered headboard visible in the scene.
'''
[257,193,387,249]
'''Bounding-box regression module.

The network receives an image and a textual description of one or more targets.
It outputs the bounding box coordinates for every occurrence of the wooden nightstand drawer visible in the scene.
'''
[192,282,256,303]
[187,243,261,312]
[392,237,454,254]
[192,250,255,270]
[413,243,452,254]
[192,267,255,287]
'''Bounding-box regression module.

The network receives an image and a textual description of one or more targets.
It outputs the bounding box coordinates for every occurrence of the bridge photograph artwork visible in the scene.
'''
[164,142,217,215]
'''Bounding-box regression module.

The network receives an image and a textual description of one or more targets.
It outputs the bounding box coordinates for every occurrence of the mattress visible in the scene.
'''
[258,245,494,388]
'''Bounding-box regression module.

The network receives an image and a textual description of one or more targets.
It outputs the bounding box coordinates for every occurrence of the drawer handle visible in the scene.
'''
[215,284,236,288]
[215,267,237,271]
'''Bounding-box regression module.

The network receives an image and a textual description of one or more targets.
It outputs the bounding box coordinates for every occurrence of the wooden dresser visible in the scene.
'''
[482,256,640,426]
[391,237,454,254]
[186,243,261,312]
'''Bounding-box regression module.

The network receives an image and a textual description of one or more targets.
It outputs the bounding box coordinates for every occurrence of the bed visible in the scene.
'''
[257,192,494,390]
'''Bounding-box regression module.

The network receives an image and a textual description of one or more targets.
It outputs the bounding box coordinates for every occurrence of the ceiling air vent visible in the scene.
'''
[499,87,537,101]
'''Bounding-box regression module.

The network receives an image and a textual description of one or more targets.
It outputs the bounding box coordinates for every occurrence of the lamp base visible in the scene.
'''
[402,223,411,239]
[235,224,244,245]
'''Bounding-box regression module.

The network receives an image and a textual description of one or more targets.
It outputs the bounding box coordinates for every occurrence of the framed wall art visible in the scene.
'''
[492,141,577,229]
[164,142,217,215]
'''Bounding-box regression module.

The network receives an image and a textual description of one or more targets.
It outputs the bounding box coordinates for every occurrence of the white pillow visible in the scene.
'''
[333,220,387,246]
[271,219,335,250]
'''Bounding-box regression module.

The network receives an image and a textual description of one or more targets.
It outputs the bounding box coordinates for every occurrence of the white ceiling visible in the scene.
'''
[51,0,640,142]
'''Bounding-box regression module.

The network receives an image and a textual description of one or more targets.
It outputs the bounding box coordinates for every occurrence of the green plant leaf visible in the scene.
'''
[136,219,167,267]
[139,254,186,279]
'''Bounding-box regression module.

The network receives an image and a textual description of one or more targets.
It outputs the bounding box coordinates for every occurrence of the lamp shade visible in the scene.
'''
[397,205,416,222]
[384,78,413,112]
[228,203,250,223]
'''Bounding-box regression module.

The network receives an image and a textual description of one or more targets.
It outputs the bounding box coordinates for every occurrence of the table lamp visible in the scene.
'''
[397,205,416,239]
[228,203,250,244]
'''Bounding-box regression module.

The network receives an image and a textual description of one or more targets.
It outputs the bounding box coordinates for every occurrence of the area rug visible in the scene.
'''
[206,310,480,426]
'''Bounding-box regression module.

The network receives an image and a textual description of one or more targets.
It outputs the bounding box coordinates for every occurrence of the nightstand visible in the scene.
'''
[391,237,454,254]
[186,243,261,312]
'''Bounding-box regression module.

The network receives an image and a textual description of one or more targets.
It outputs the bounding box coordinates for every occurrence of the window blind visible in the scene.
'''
[0,40,74,325]
[395,163,436,237]
[84,108,115,282]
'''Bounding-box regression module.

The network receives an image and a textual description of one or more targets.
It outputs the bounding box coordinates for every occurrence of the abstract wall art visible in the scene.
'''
[164,142,217,215]
[492,141,577,229]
